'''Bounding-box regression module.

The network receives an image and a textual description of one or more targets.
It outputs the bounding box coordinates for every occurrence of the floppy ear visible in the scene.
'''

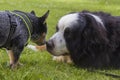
[30,10,36,15]
[82,13,108,43]
[40,10,50,23]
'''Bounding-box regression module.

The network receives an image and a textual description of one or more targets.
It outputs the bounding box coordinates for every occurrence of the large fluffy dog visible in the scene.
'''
[0,10,49,68]
[46,10,120,68]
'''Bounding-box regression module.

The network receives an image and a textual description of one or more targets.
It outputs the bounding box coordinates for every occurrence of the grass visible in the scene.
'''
[0,0,120,80]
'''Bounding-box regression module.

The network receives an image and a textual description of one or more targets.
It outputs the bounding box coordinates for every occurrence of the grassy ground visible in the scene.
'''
[0,0,120,80]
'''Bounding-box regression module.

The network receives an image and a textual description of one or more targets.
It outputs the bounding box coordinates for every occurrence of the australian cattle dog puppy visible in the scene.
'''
[0,10,49,68]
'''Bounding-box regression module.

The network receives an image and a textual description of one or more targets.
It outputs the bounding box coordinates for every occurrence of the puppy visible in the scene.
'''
[0,10,49,68]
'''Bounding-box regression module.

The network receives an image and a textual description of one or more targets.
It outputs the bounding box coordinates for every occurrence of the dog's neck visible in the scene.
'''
[25,13,45,42]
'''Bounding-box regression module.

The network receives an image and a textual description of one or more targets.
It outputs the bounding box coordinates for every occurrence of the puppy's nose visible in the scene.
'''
[46,40,54,49]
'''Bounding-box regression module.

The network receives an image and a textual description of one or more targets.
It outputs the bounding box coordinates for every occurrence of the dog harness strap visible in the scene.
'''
[12,11,33,34]
[3,11,17,48]
[9,11,32,45]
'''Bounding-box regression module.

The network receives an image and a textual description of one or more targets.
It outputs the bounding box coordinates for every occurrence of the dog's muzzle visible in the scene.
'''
[36,40,46,46]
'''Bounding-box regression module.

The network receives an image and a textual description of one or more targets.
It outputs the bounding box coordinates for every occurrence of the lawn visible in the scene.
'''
[0,0,120,80]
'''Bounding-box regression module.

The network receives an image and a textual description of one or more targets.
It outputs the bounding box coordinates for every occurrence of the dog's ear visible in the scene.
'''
[31,10,36,15]
[40,10,50,24]
[82,13,108,43]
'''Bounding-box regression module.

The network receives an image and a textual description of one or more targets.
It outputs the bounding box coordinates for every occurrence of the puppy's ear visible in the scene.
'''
[40,10,50,24]
[83,13,108,43]
[31,10,36,15]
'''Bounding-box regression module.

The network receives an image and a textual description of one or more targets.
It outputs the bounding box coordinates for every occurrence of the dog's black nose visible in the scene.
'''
[46,40,54,50]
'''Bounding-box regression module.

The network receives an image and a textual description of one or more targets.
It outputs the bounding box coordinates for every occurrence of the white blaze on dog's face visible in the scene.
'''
[46,13,79,56]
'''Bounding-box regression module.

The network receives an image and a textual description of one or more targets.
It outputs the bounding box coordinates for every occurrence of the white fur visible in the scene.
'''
[49,13,79,55]
[58,13,79,31]
[27,45,38,51]
[49,32,69,55]
[52,55,73,64]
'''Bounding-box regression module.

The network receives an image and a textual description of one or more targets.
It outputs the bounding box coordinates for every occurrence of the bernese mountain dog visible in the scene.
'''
[46,10,120,68]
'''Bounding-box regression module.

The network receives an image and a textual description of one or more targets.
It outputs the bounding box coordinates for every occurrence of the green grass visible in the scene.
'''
[0,0,120,80]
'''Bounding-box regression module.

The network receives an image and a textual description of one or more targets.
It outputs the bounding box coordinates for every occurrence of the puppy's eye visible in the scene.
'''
[42,33,46,38]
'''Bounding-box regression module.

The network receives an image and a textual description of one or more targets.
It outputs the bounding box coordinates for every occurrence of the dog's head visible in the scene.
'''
[46,12,107,56]
[46,13,83,56]
[30,10,49,45]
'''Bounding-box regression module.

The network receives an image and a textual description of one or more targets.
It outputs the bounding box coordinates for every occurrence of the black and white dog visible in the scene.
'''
[0,10,49,68]
[46,10,120,68]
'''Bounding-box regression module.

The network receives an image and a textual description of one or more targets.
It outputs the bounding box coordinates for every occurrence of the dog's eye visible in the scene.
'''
[42,33,46,39]
[65,28,70,34]
[64,28,72,39]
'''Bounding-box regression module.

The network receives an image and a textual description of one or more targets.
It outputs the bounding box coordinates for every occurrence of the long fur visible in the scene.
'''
[47,10,120,68]
[64,11,120,68]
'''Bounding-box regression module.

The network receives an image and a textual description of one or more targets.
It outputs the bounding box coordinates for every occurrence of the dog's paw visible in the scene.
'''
[53,55,73,64]
[9,62,23,69]
[27,45,38,51]
[27,45,46,51]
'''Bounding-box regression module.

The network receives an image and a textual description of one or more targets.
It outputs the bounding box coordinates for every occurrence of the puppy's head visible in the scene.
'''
[31,10,49,45]
[46,13,86,56]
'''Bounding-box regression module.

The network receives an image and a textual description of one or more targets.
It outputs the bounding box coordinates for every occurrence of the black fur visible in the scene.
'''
[63,11,120,68]
[0,10,49,68]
